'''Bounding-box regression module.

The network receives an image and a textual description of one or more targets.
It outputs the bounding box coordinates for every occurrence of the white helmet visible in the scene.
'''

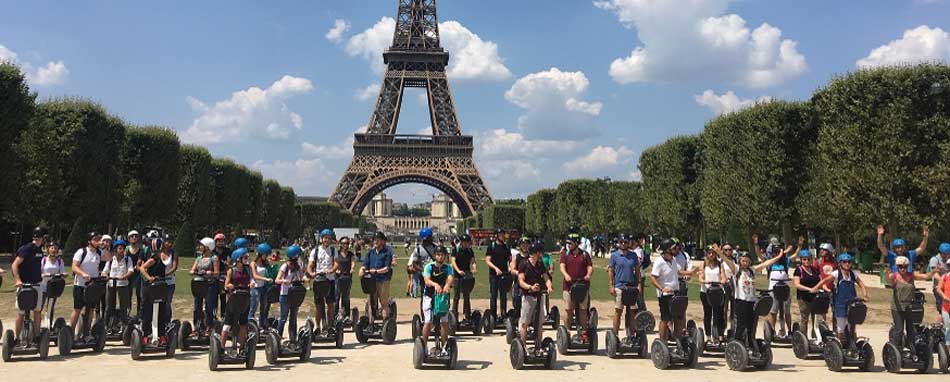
[199,237,215,252]
[819,243,834,252]
[895,256,910,266]
[101,234,113,242]
[147,230,160,239]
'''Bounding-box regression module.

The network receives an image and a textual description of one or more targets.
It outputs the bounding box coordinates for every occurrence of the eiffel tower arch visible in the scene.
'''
[330,0,493,217]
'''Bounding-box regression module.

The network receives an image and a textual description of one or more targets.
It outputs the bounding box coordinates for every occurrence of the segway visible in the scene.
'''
[209,287,257,371]
[605,285,649,358]
[543,303,560,331]
[306,278,344,348]
[412,296,459,369]
[1,284,50,361]
[249,286,281,340]
[355,274,397,344]
[556,282,597,355]
[925,322,949,373]
[451,274,482,336]
[695,282,727,355]
[882,288,932,374]
[510,291,557,369]
[823,298,873,371]
[723,289,774,371]
[482,273,514,335]
[58,278,107,356]
[791,289,833,359]
[42,274,68,346]
[651,293,699,369]
[763,279,792,344]
[180,276,215,351]
[265,281,312,364]
[129,278,180,360]
[103,277,133,345]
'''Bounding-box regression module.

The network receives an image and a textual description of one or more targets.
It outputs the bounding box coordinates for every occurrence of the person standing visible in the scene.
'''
[877,224,929,273]
[361,232,394,319]
[607,234,643,337]
[451,234,476,318]
[190,237,219,334]
[308,229,338,333]
[408,228,435,298]
[485,229,511,321]
[928,243,950,321]
[11,227,48,340]
[334,237,356,320]
[560,232,593,341]
[103,240,134,326]
[70,232,103,331]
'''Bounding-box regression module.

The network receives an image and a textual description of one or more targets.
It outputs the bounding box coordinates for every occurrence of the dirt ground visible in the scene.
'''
[2,297,949,381]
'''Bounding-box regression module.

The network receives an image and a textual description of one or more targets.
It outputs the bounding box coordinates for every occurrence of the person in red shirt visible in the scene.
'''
[559,232,593,340]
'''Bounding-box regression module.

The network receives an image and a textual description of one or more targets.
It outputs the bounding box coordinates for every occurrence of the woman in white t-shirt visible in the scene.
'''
[276,246,306,340]
[102,240,135,323]
[41,242,65,309]
[719,244,784,346]
[698,246,727,340]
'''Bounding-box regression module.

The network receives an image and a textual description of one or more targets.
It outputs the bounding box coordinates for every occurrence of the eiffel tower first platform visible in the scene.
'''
[329,0,493,217]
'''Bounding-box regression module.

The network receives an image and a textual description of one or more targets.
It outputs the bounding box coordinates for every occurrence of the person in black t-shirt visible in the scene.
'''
[517,243,552,344]
[792,249,827,336]
[12,227,48,339]
[451,234,476,317]
[484,230,511,319]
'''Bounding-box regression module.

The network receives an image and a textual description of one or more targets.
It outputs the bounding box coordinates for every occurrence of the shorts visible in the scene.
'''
[658,295,672,321]
[770,292,790,314]
[15,284,43,312]
[942,311,950,346]
[376,279,391,305]
[563,289,590,311]
[225,310,249,327]
[422,295,448,324]
[834,317,848,333]
[614,286,638,309]
[73,285,90,310]
[520,295,539,326]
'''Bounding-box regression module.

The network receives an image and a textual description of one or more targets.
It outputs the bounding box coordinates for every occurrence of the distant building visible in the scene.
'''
[362,192,460,235]
[362,193,394,217]
[296,196,329,205]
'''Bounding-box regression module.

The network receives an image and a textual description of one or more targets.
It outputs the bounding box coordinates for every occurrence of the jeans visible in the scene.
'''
[248,284,272,324]
[890,309,917,347]
[453,279,472,317]
[205,280,218,328]
[131,275,143,317]
[700,292,725,336]
[734,300,756,345]
[942,311,950,346]
[488,273,509,318]
[278,295,298,341]
[164,284,175,328]
[142,292,170,338]
[335,277,352,317]
[512,283,523,318]
[192,292,206,328]
[107,285,131,323]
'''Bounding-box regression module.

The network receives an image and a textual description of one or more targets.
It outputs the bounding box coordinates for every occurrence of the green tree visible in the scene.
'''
[121,126,181,227]
[0,63,36,221]
[211,158,246,231]
[176,145,215,232]
[525,188,556,237]
[480,204,525,232]
[554,179,598,235]
[279,187,298,239]
[607,181,644,235]
[638,135,703,238]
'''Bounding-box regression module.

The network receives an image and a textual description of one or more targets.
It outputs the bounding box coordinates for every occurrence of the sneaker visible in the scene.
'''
[580,331,589,343]
[141,336,149,346]
[440,349,449,357]
[158,336,167,346]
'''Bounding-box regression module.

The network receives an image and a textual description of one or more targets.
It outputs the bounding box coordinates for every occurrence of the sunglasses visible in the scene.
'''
[840,260,852,264]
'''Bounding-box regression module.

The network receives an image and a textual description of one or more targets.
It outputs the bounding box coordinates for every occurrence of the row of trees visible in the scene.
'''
[0,62,322,255]
[639,64,950,248]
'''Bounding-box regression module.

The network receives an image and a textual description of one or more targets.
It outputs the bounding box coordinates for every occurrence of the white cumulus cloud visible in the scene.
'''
[856,25,950,68]
[344,17,510,81]
[300,126,366,160]
[355,82,380,101]
[0,43,70,86]
[477,129,578,158]
[595,0,806,88]
[252,158,335,196]
[504,68,603,140]
[181,75,314,145]
[563,145,634,173]
[694,89,771,114]
[325,19,351,43]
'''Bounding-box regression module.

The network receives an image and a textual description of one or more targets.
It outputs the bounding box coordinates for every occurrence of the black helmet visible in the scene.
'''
[373,232,388,241]
[87,231,100,241]
[434,246,448,255]
[617,233,630,242]
[519,236,532,244]
[32,226,49,238]
[493,228,504,235]
[568,225,580,234]
[459,234,472,242]
[529,243,544,254]
[658,239,674,252]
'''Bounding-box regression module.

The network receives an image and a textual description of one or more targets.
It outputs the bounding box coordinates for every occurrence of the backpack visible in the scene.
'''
[78,247,102,267]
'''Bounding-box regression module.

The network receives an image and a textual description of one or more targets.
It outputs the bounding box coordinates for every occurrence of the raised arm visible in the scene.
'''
[876,225,888,262]
[916,226,930,255]
[754,252,784,272]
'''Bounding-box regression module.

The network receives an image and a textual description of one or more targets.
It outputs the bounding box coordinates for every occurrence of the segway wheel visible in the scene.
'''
[1,329,12,362]
[686,319,696,337]
[92,320,106,353]
[334,320,344,349]
[382,318,397,345]
[355,316,369,344]
[763,322,774,344]
[412,337,425,369]
[938,342,949,373]
[265,332,279,365]
[792,322,801,334]
[859,340,874,372]
[693,327,705,356]
[350,308,359,330]
[130,328,142,360]
[388,298,397,318]
[882,342,901,373]
[122,323,132,346]
[549,306,560,331]
[411,315,422,340]
[509,337,526,370]
[588,328,598,354]
[505,317,516,344]
[38,328,50,360]
[724,340,748,371]
[53,317,66,335]
[556,326,569,355]
[58,325,73,356]
[483,312,495,335]
[824,339,844,372]
[589,307,599,330]
[637,331,649,358]
[166,331,178,357]
[471,311,482,336]
[208,336,220,371]
[447,312,457,337]
[791,331,809,359]
[445,337,458,370]
[917,346,932,374]
[635,310,655,333]
[543,337,557,369]
[180,321,193,351]
[651,338,671,370]
[245,336,257,370]
[606,330,618,358]
[755,339,772,370]
[301,333,312,362]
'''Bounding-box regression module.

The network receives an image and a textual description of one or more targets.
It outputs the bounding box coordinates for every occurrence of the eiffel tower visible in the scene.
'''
[329,0,493,217]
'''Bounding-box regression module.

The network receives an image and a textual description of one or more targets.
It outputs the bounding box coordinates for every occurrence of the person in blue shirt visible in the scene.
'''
[607,234,643,337]
[813,253,870,342]
[421,246,454,353]
[360,232,394,320]
[876,224,929,273]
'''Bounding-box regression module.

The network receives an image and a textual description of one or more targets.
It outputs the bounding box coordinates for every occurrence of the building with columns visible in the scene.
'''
[362,192,460,235]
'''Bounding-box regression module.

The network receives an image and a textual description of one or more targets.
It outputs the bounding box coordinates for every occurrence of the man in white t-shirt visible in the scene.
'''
[71,232,103,331]
[650,239,699,342]
[307,229,338,332]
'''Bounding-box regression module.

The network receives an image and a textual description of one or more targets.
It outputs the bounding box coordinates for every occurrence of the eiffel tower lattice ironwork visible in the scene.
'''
[329,0,493,217]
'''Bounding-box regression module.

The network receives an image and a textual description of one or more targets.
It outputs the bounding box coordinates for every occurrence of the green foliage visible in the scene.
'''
[480,204,525,232]
[211,158,248,231]
[799,64,950,240]
[638,135,703,238]
[64,219,84,253]
[701,101,814,240]
[525,189,556,236]
[297,202,350,236]
[176,145,215,231]
[0,63,35,221]
[174,221,196,258]
[244,171,264,228]
[279,187,298,239]
[121,126,181,227]
[553,179,597,235]
[606,181,644,235]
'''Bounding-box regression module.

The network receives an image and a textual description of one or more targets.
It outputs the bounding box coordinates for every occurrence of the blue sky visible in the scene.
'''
[3,0,950,204]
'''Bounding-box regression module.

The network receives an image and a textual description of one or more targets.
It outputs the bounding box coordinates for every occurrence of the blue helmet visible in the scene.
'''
[798,249,812,258]
[939,243,950,254]
[255,243,272,255]
[112,239,127,251]
[419,227,433,239]
[231,248,248,263]
[286,245,302,259]
[233,237,249,249]
[320,228,334,237]
[891,238,906,248]
[837,253,853,262]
